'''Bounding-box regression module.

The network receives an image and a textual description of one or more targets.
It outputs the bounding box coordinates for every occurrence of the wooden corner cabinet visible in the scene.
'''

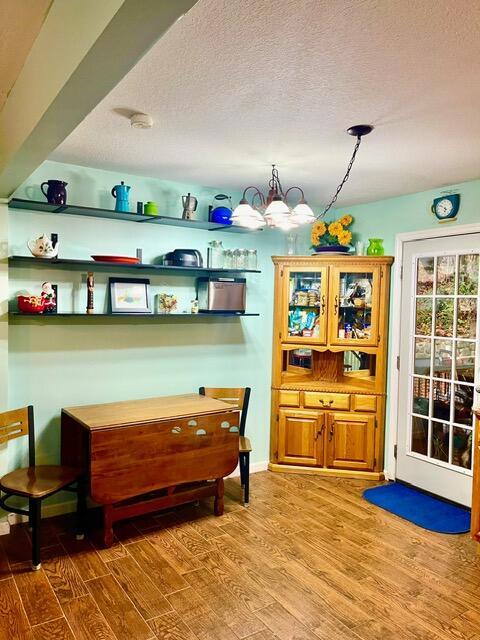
[269,255,393,480]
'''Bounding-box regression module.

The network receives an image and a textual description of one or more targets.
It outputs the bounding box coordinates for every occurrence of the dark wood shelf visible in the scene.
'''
[9,198,259,234]
[8,256,260,276]
[9,312,259,319]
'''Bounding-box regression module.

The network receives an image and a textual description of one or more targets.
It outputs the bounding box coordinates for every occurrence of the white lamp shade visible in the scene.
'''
[232,202,266,228]
[264,198,290,216]
[291,202,315,224]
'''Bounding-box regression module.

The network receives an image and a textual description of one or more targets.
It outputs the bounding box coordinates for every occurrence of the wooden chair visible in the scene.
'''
[199,387,252,505]
[0,406,87,570]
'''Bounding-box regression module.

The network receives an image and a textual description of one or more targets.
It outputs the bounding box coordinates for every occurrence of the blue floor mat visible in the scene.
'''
[363,482,470,534]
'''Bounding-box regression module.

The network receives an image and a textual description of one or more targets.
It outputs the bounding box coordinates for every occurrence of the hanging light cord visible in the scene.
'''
[317,135,362,219]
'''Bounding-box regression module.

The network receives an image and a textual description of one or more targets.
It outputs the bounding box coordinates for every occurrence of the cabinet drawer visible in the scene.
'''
[352,395,377,412]
[304,392,350,410]
[279,390,300,407]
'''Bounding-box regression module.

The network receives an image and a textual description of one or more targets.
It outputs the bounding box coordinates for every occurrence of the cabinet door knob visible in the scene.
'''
[315,426,324,440]
[321,295,326,315]
[329,423,335,441]
[334,295,339,315]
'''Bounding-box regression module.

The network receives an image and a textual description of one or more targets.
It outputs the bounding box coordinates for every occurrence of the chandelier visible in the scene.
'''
[231,124,373,230]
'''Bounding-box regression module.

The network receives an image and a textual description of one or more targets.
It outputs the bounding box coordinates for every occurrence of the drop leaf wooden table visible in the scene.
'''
[61,394,240,546]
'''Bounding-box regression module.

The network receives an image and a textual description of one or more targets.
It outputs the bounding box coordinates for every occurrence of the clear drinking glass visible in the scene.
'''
[223,249,233,269]
[247,249,257,270]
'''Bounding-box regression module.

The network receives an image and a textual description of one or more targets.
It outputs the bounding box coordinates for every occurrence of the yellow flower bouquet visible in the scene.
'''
[311,214,354,252]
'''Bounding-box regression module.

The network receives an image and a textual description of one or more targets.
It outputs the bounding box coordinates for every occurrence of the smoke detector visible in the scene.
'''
[130,113,153,129]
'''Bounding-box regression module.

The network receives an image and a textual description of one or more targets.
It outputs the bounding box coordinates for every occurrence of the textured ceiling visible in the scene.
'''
[0,0,51,111]
[51,0,480,207]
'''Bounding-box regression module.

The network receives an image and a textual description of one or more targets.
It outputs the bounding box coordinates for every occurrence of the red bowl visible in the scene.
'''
[17,295,45,314]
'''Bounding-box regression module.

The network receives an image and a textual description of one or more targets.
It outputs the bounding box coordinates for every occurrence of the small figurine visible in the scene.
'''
[86,272,94,314]
[191,299,199,314]
[41,282,57,313]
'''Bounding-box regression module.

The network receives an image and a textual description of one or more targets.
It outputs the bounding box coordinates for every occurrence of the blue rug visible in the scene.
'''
[363,482,470,534]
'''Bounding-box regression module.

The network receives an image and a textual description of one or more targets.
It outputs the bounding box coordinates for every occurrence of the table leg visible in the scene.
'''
[214,478,224,516]
[103,505,114,547]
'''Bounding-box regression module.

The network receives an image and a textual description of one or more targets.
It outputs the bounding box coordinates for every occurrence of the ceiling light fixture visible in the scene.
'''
[232,124,373,230]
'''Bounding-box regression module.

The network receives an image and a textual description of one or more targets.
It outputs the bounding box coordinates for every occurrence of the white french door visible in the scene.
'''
[397,234,480,506]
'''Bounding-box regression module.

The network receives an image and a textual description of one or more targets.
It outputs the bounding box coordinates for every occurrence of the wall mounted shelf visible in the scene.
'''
[9,198,260,234]
[9,312,259,319]
[8,256,261,276]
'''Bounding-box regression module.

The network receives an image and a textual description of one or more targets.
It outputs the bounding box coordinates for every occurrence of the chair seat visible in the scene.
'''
[239,436,252,453]
[0,465,81,498]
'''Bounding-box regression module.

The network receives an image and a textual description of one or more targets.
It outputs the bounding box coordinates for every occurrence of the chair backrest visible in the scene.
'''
[0,406,35,465]
[199,387,251,437]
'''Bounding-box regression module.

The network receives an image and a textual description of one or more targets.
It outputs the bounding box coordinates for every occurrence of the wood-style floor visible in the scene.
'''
[0,471,480,640]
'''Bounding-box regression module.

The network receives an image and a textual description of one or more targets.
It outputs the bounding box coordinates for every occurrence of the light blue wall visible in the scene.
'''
[8,159,480,509]
[8,161,284,510]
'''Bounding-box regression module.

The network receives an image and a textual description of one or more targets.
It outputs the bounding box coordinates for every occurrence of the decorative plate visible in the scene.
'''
[91,255,140,264]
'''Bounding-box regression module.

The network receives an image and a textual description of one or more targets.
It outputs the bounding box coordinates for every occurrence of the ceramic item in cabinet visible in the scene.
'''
[247,249,257,270]
[86,272,94,314]
[41,180,67,205]
[27,234,59,259]
[111,181,131,212]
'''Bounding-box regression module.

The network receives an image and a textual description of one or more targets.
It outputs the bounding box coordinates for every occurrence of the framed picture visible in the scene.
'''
[109,277,151,314]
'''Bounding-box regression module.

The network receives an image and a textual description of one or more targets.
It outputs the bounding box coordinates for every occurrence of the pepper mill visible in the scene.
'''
[86,272,94,314]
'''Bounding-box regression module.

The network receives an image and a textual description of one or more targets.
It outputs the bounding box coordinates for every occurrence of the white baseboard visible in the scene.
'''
[0,463,270,535]
[227,460,269,478]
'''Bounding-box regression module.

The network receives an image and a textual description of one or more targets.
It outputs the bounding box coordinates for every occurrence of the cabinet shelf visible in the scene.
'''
[9,198,259,234]
[8,256,261,276]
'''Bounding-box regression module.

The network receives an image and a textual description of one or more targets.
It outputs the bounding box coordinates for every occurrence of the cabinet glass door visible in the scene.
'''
[329,266,381,346]
[282,267,328,344]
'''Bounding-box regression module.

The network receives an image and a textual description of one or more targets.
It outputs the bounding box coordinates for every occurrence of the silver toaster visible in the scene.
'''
[197,277,246,313]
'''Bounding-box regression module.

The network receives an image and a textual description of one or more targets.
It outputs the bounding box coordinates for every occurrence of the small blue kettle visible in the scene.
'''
[111,180,131,212]
[210,194,232,225]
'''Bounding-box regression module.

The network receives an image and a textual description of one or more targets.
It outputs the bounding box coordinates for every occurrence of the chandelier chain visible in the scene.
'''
[318,135,362,219]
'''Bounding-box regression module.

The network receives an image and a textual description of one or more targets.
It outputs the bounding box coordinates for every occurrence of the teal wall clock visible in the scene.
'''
[431,194,460,222]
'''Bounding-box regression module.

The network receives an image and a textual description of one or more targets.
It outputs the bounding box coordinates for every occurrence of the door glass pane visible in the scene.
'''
[415,298,432,335]
[414,338,431,375]
[458,254,479,295]
[452,427,473,470]
[436,255,455,294]
[432,380,451,421]
[455,342,475,383]
[337,272,373,340]
[288,272,322,338]
[410,252,478,474]
[433,339,453,379]
[431,422,449,462]
[457,298,477,338]
[412,377,429,416]
[453,384,473,426]
[416,257,434,295]
[411,417,428,455]
[434,298,454,337]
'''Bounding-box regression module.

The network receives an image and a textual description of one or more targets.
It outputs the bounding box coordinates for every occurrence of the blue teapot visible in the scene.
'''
[111,181,131,212]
